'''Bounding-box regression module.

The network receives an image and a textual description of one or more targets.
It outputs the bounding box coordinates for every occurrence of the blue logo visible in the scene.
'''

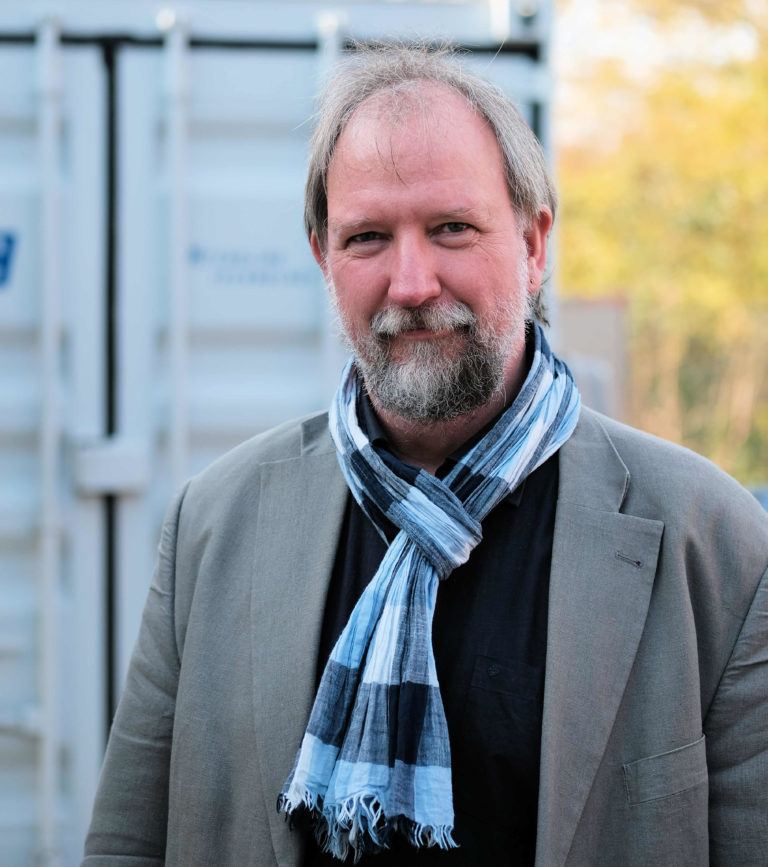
[187,243,315,287]
[0,232,17,289]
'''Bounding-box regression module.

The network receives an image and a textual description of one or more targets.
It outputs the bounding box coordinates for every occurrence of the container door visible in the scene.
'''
[114,39,333,691]
[0,33,106,867]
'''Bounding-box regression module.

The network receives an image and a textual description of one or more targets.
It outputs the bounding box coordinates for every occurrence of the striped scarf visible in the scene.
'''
[278,324,580,860]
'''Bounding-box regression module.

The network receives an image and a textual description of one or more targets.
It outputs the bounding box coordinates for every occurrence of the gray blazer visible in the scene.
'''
[84,408,768,866]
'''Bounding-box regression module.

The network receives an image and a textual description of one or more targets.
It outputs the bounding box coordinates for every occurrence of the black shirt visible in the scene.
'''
[304,400,558,866]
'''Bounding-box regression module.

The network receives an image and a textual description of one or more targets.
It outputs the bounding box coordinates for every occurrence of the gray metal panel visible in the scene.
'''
[0,40,106,867]
[0,43,52,867]
[115,42,337,690]
[0,0,553,45]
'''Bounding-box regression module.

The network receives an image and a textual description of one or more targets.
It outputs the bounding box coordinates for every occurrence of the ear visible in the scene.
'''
[310,231,328,274]
[524,206,553,291]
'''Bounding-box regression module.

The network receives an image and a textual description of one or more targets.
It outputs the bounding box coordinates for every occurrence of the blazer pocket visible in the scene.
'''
[623,735,707,805]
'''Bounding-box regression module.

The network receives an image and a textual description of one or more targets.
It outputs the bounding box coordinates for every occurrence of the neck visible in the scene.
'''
[369,358,528,475]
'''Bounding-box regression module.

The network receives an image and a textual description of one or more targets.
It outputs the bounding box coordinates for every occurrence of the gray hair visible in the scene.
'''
[304,42,557,323]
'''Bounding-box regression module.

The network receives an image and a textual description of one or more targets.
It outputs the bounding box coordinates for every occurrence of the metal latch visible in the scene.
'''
[72,437,151,495]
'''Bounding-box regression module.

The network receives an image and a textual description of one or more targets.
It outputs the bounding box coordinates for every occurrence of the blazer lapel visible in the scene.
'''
[535,410,664,866]
[249,429,348,866]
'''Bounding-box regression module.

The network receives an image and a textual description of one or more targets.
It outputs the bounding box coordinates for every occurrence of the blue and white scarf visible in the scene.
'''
[278,324,580,860]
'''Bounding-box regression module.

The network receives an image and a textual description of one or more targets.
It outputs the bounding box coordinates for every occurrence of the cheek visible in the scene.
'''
[438,257,494,309]
[328,275,375,331]
[333,260,388,314]
[437,244,508,292]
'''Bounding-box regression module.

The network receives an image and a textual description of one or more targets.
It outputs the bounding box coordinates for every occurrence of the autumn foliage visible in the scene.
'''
[557,0,768,484]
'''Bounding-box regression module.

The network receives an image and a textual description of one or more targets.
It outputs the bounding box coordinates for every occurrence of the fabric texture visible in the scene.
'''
[278,324,581,860]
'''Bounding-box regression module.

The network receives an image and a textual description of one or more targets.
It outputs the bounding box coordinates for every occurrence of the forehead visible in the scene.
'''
[328,83,507,200]
[348,81,468,130]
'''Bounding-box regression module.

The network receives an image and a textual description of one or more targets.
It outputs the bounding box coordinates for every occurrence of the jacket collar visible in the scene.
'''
[535,408,664,866]
[250,416,346,865]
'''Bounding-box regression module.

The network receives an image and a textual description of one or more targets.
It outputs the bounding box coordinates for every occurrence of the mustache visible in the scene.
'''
[370,302,476,338]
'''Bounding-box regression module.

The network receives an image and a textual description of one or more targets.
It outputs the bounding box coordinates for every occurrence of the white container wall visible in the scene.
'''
[114,41,332,690]
[0,2,552,863]
[0,32,106,867]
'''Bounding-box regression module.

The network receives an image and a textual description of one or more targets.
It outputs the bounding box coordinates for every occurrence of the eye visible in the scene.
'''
[433,222,476,244]
[439,222,472,234]
[347,231,383,245]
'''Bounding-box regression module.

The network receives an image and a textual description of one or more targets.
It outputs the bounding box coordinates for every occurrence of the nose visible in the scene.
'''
[387,234,442,308]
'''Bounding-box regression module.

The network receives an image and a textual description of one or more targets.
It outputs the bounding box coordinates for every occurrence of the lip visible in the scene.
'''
[398,328,453,340]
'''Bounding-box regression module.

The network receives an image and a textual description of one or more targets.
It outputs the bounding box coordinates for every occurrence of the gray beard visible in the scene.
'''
[328,255,531,423]
[356,304,509,422]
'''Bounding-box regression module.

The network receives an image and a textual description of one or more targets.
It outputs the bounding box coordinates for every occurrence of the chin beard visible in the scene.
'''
[357,324,506,423]
[353,300,525,423]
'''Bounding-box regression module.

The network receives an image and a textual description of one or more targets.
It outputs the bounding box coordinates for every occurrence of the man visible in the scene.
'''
[84,46,768,866]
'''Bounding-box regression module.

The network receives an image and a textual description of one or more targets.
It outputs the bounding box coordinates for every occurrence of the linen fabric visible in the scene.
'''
[278,324,581,860]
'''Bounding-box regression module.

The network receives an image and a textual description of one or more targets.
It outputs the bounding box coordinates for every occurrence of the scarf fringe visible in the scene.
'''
[278,790,457,862]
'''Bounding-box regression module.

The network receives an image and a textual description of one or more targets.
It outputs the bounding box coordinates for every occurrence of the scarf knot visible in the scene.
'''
[387,473,482,578]
[278,323,580,861]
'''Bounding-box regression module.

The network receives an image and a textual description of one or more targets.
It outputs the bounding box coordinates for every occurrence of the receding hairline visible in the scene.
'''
[304,44,556,324]
[339,76,476,120]
[317,79,520,245]
[329,80,503,171]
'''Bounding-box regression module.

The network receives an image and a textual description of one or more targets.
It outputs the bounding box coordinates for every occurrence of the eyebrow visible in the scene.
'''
[328,218,378,238]
[329,207,483,238]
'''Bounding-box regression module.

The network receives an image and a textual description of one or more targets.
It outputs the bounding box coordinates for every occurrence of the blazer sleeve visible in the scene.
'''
[82,483,189,865]
[706,561,768,866]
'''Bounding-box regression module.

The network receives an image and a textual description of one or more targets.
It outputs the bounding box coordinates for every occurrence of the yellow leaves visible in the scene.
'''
[557,37,768,482]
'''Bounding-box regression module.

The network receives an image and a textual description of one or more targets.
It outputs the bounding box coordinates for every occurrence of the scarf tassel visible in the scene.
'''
[278,790,457,862]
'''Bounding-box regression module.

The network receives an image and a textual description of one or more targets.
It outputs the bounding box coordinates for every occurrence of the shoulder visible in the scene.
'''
[162,411,340,631]
[176,410,335,524]
[566,409,768,661]
[574,406,768,556]
[579,406,754,496]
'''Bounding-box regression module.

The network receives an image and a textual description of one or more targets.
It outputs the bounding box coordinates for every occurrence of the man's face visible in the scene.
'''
[312,86,549,422]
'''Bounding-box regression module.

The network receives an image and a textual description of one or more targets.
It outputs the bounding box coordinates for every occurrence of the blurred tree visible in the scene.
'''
[635,0,759,25]
[557,0,768,484]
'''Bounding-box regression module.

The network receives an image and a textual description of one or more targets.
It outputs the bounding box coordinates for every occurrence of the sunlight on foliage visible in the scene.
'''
[557,0,768,484]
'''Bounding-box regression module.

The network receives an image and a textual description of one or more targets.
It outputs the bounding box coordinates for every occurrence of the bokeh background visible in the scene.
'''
[555,0,768,488]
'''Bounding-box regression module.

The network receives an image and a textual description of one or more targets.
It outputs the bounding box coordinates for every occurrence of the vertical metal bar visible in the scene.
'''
[101,37,119,731]
[163,20,190,492]
[316,9,343,78]
[36,16,62,867]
